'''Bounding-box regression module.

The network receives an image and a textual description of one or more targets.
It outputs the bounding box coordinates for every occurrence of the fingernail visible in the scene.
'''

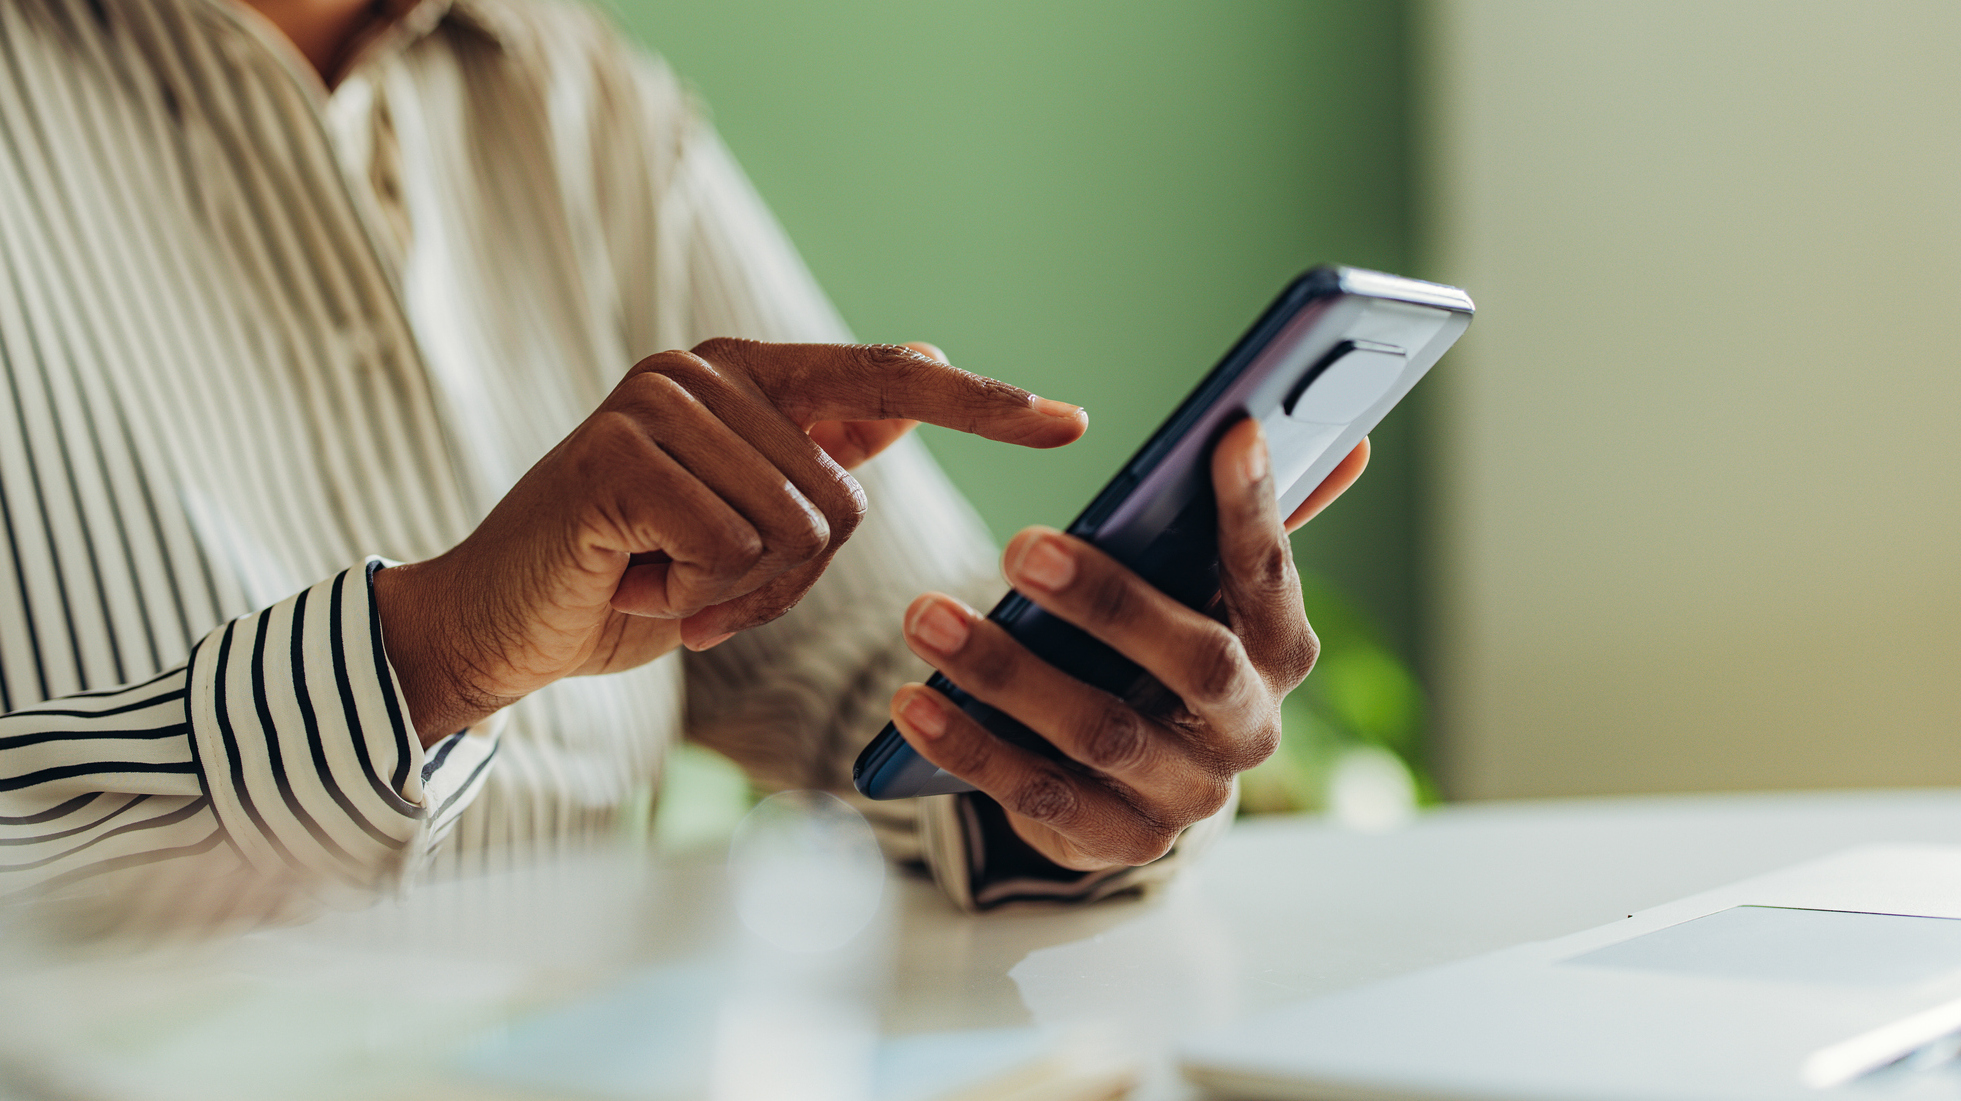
[900,690,947,739]
[1030,395,1084,420]
[908,600,970,655]
[1014,533,1076,592]
[1242,423,1270,486]
[691,631,734,652]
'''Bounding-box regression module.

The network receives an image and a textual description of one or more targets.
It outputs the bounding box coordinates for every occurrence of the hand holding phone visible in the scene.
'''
[854,267,1472,871]
[896,417,1367,869]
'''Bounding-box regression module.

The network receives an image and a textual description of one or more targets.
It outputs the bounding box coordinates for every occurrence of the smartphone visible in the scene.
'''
[852,266,1474,800]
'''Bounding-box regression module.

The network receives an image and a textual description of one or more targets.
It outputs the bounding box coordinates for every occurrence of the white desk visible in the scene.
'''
[7,789,1961,1099]
[890,788,1961,1098]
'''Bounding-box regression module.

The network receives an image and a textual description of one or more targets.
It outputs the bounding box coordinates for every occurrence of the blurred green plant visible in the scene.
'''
[652,742,758,853]
[1239,568,1436,817]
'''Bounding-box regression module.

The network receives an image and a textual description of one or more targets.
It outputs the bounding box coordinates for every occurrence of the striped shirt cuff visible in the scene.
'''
[0,668,217,893]
[186,559,496,893]
[917,783,1239,912]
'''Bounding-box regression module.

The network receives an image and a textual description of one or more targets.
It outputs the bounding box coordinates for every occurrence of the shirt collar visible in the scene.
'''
[438,0,522,48]
[197,0,513,98]
[336,0,514,83]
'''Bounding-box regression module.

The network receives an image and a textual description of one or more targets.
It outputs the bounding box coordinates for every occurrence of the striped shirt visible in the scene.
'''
[0,0,1221,918]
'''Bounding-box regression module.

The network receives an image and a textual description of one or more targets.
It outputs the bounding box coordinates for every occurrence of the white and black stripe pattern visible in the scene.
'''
[2,559,489,896]
[0,668,216,893]
[0,0,1216,912]
[184,560,492,890]
[0,0,515,899]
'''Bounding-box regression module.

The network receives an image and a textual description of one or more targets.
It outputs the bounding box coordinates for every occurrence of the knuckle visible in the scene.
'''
[1246,540,1295,593]
[572,412,653,484]
[937,723,994,778]
[855,345,921,420]
[1204,776,1236,818]
[1221,720,1281,775]
[710,519,765,574]
[860,342,925,374]
[1186,626,1250,707]
[960,641,1019,695]
[689,336,755,365]
[1114,822,1179,866]
[626,348,696,377]
[1078,567,1139,629]
[1080,704,1151,773]
[1010,769,1080,825]
[628,349,712,389]
[615,367,696,416]
[1277,625,1321,688]
[779,525,829,565]
[857,344,1014,428]
[584,409,643,452]
[1251,720,1283,765]
[1189,777,1236,822]
[770,505,830,562]
[827,474,868,542]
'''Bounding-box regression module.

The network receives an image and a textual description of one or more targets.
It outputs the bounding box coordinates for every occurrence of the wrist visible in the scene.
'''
[373,558,512,747]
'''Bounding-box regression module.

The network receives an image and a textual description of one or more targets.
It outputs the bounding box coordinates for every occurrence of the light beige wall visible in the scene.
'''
[1424,2,1961,799]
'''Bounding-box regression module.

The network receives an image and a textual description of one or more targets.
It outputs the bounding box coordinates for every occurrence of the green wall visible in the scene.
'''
[602,0,1422,664]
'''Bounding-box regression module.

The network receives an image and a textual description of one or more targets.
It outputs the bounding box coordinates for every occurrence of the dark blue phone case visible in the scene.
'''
[852,266,1473,800]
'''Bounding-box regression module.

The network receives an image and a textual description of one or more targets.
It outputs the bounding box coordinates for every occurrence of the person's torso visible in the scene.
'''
[0,0,681,860]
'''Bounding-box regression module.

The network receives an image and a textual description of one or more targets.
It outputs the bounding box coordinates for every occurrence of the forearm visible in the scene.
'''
[2,561,496,906]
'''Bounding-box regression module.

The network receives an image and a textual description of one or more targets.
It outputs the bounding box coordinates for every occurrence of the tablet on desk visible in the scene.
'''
[1180,844,1961,1100]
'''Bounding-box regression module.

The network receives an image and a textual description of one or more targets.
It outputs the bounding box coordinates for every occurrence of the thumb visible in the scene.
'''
[1283,438,1370,532]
